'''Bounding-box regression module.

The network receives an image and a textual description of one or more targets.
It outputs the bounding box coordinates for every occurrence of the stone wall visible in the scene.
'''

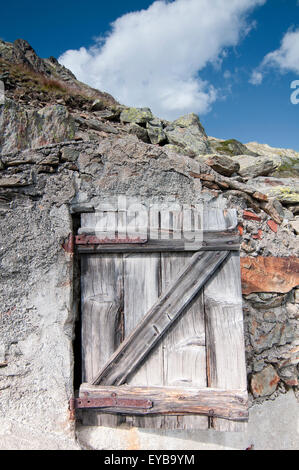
[0,130,298,449]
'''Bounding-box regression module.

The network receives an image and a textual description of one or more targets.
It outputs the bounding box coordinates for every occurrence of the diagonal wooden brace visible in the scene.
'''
[91,250,229,386]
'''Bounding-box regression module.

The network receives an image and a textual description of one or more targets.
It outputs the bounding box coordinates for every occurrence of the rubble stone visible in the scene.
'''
[241,257,299,295]
[251,365,280,397]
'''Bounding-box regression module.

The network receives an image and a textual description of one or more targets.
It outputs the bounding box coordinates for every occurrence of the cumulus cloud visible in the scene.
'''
[249,70,263,85]
[250,29,299,85]
[59,0,265,119]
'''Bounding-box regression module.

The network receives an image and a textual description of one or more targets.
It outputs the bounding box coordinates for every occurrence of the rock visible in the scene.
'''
[288,205,299,215]
[241,257,299,295]
[290,219,299,235]
[0,175,31,187]
[245,292,289,309]
[163,144,186,155]
[278,366,298,387]
[146,118,167,145]
[93,107,123,121]
[278,346,299,368]
[127,123,150,143]
[189,172,215,181]
[251,365,280,397]
[0,101,77,155]
[165,113,210,156]
[61,147,79,162]
[120,107,153,125]
[75,116,119,134]
[247,177,299,205]
[241,240,256,253]
[204,154,240,176]
[173,113,204,129]
[259,198,284,224]
[208,137,257,156]
[232,155,279,179]
[2,149,60,167]
[90,99,105,112]
[246,141,299,177]
[250,321,294,353]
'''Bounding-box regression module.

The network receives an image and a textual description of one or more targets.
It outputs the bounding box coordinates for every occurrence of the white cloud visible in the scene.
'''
[263,29,299,73]
[249,70,263,85]
[59,0,266,120]
[250,29,299,85]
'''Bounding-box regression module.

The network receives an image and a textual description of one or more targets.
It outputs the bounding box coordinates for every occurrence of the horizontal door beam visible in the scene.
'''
[76,229,240,253]
[78,384,249,422]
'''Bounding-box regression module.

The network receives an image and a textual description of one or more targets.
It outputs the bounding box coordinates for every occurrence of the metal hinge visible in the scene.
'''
[75,235,147,245]
[69,394,153,420]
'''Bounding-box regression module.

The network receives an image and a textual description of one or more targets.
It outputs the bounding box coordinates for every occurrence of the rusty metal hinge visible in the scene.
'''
[75,235,147,245]
[69,394,153,419]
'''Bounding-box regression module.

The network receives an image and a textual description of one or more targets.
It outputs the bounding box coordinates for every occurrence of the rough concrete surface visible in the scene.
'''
[76,390,299,451]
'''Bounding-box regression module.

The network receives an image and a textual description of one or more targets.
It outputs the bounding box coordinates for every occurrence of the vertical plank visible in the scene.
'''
[81,213,123,426]
[160,207,208,430]
[203,208,247,431]
[123,252,163,428]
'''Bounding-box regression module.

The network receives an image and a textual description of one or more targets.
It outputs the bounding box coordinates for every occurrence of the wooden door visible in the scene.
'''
[77,207,248,431]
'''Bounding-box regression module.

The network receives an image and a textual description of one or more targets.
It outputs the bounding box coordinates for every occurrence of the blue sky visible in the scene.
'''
[1,0,299,150]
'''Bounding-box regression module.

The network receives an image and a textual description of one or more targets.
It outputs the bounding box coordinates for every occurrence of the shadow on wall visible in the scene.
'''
[76,389,299,450]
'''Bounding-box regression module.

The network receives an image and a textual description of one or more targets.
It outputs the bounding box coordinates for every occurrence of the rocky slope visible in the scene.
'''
[0,38,298,409]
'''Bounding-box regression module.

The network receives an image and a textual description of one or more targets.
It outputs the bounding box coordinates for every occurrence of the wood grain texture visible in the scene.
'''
[203,209,247,432]
[91,250,229,387]
[123,252,163,428]
[79,384,249,421]
[76,230,240,253]
[79,208,247,431]
[80,213,123,426]
[160,209,208,430]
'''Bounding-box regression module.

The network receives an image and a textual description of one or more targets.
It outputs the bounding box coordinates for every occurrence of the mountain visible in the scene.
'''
[0,38,298,222]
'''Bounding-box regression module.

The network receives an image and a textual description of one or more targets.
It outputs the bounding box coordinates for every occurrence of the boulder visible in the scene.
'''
[0,100,77,155]
[165,113,210,156]
[208,137,257,156]
[232,154,279,179]
[120,107,153,125]
[246,141,299,177]
[146,118,167,145]
[204,154,240,176]
[127,123,150,143]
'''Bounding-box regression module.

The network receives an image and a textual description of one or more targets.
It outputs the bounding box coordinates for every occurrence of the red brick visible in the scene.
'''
[238,225,244,236]
[267,220,278,233]
[243,210,261,222]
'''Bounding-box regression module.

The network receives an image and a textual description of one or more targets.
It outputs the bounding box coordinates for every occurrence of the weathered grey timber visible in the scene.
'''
[79,384,249,421]
[203,209,247,431]
[159,210,208,430]
[91,250,229,386]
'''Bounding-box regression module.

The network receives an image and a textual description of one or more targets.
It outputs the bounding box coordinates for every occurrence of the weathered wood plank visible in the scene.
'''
[160,209,208,430]
[203,208,247,431]
[92,249,229,387]
[123,252,163,428]
[80,213,124,426]
[76,229,240,253]
[79,384,249,422]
